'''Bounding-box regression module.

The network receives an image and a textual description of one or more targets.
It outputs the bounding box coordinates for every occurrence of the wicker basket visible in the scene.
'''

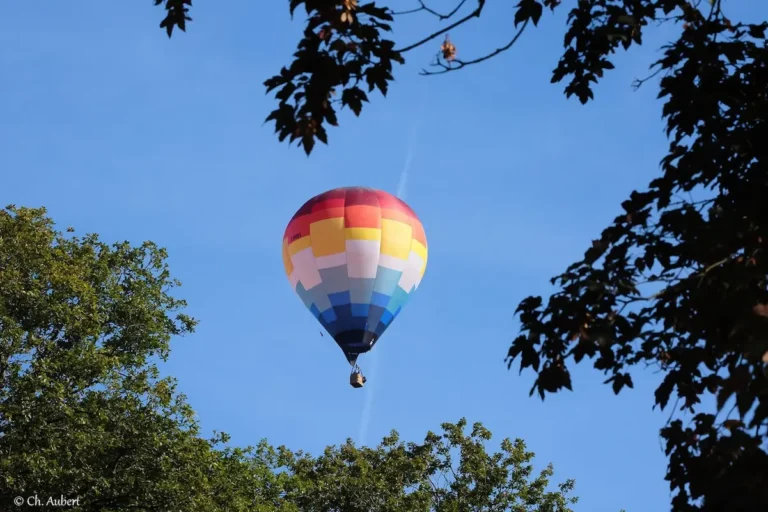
[350,373,365,388]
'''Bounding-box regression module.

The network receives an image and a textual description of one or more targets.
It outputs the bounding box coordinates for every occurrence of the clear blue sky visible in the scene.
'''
[3,1,755,510]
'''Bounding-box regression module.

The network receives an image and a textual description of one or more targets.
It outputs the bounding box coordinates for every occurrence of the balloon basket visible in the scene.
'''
[350,372,366,388]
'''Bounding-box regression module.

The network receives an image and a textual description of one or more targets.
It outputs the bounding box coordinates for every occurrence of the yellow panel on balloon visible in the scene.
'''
[412,240,428,278]
[282,239,293,276]
[288,236,311,256]
[309,217,346,257]
[345,227,381,241]
[411,240,427,263]
[380,219,412,259]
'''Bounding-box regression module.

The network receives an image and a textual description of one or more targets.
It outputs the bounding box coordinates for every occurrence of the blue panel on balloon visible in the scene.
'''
[329,291,351,307]
[348,277,375,305]
[351,303,370,317]
[321,308,337,323]
[325,322,341,337]
[295,282,314,309]
[380,309,394,326]
[373,268,402,294]
[374,321,388,337]
[366,305,386,326]
[333,304,353,326]
[317,315,331,332]
[386,287,410,314]
[370,291,391,308]
[318,266,348,291]
[309,303,321,319]
[348,317,367,331]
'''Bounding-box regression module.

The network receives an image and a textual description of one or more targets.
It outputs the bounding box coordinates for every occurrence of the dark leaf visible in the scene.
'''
[341,87,368,116]
[747,23,766,39]
[514,0,543,27]
[301,131,315,155]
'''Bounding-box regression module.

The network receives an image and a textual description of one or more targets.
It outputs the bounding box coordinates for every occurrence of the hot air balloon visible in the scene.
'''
[282,187,428,388]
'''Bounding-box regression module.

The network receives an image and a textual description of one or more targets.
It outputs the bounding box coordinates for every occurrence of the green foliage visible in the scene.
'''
[0,207,278,511]
[279,418,578,512]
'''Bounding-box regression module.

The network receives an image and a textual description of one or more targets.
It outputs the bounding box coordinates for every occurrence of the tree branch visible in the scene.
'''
[395,0,485,53]
[631,66,665,91]
[393,0,469,20]
[420,19,529,75]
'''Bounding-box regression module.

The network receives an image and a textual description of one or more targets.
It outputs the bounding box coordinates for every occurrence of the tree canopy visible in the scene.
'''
[279,418,578,512]
[0,206,249,511]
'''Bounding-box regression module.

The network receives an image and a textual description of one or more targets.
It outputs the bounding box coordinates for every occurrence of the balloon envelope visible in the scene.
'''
[282,187,428,365]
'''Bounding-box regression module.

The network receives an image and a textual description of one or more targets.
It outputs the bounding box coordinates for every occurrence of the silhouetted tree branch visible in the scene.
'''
[395,0,486,53]
[420,19,529,75]
[392,0,469,20]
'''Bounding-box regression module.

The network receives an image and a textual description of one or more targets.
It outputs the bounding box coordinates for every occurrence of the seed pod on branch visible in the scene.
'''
[441,34,457,61]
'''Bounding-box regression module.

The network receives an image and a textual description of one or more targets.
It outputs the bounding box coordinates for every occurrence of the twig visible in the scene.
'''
[707,0,723,22]
[395,0,485,53]
[700,256,730,277]
[631,67,664,91]
[420,19,529,75]
[393,0,468,20]
[657,395,680,453]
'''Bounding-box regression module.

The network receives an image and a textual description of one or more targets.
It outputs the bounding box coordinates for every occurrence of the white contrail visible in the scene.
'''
[358,82,428,447]
[395,91,425,201]
[357,345,379,446]
[395,132,415,200]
